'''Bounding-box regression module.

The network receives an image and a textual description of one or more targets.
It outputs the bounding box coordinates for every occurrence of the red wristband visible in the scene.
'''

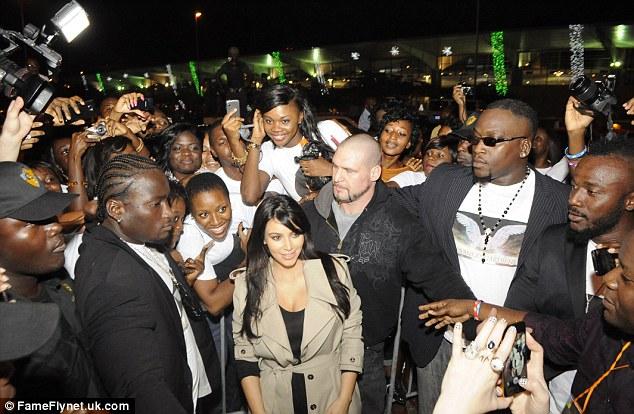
[473,300,483,321]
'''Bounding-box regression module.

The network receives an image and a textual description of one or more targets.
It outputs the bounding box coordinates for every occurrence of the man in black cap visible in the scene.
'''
[0,161,103,397]
[0,302,61,398]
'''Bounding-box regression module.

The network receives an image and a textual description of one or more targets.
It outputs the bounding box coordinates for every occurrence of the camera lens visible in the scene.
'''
[569,75,598,106]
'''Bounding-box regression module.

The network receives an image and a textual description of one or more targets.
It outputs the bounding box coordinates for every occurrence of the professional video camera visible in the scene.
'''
[0,1,89,114]
[569,74,617,117]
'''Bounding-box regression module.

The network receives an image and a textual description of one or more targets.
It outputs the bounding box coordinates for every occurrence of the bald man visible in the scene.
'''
[303,134,474,413]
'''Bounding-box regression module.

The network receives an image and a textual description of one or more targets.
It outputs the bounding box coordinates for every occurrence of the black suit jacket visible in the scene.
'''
[504,223,589,378]
[75,224,220,414]
[505,223,588,320]
[395,164,570,368]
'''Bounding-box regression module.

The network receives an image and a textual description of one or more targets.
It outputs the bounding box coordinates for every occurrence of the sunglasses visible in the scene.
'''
[468,135,527,147]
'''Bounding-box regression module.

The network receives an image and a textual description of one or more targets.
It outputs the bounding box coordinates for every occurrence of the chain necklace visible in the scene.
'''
[477,168,530,264]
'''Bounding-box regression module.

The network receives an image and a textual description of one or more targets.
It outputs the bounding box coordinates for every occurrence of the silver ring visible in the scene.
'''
[490,357,504,373]
[464,342,480,360]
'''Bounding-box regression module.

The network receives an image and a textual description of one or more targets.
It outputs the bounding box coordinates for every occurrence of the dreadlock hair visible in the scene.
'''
[83,136,134,199]
[377,103,422,159]
[96,154,163,223]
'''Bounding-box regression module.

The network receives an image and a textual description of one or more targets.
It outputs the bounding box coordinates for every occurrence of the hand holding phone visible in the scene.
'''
[226,99,240,118]
[502,322,531,397]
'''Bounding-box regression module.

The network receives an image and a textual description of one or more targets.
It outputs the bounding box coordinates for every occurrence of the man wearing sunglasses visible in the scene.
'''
[394,98,570,413]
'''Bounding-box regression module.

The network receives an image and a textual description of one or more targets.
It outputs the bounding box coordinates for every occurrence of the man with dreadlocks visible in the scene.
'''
[75,154,221,414]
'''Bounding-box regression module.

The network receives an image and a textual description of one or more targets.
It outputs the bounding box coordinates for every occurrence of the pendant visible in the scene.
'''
[484,227,492,236]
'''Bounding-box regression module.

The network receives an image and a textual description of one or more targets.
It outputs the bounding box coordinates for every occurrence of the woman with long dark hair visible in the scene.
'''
[232,195,363,414]
[224,84,332,205]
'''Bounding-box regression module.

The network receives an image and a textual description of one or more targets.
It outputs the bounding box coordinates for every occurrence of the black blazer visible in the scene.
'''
[395,164,570,368]
[75,224,220,414]
[505,223,588,320]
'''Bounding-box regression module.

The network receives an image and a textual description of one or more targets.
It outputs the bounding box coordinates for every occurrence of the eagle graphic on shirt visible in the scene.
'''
[452,211,526,267]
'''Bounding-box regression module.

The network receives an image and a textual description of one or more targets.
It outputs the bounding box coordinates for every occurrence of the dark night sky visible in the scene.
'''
[1,0,632,74]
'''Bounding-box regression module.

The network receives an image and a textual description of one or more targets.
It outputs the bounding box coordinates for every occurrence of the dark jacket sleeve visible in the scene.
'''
[524,310,590,369]
[393,182,426,219]
[78,257,189,414]
[402,222,475,301]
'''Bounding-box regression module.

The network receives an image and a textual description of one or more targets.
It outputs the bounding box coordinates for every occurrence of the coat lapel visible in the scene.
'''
[257,271,294,356]
[518,172,555,268]
[566,240,589,318]
[436,173,474,271]
[301,260,337,353]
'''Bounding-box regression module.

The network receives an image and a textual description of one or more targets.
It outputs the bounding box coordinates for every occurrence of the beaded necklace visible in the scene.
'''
[477,167,530,264]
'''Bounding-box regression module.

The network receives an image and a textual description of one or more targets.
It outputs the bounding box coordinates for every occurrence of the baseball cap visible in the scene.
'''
[0,162,75,221]
[0,302,60,361]
[449,112,480,140]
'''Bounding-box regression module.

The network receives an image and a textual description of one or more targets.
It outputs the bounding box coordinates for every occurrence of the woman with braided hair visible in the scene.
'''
[74,154,221,414]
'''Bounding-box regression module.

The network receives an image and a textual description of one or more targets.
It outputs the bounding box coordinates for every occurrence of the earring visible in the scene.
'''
[116,218,122,223]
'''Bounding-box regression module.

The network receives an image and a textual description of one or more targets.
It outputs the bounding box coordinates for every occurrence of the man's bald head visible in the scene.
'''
[337,134,382,167]
[332,134,382,210]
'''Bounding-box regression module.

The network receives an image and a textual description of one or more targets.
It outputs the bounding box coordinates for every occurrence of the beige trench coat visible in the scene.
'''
[233,256,364,414]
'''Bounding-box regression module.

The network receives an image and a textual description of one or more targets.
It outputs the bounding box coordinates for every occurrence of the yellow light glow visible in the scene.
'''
[195,12,202,19]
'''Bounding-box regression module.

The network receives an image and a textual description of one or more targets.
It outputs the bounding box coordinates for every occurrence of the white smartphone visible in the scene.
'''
[225,99,240,118]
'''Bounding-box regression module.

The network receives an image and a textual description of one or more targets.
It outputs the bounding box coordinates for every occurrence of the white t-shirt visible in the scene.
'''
[125,242,211,409]
[358,108,371,132]
[452,170,536,305]
[63,232,83,279]
[214,168,257,234]
[389,170,426,188]
[176,216,235,281]
[535,156,569,183]
[258,141,303,201]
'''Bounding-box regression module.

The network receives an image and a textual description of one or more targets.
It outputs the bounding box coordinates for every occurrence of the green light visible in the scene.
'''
[271,51,286,84]
[490,31,508,96]
[188,61,202,96]
[95,72,105,92]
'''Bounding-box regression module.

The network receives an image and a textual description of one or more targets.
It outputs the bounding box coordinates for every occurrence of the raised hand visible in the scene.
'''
[221,108,245,142]
[182,241,214,286]
[509,332,549,414]
[565,96,594,133]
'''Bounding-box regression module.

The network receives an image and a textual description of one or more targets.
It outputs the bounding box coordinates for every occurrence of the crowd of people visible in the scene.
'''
[0,65,633,414]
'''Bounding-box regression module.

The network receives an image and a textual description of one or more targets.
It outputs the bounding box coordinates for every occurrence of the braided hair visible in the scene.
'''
[96,154,162,223]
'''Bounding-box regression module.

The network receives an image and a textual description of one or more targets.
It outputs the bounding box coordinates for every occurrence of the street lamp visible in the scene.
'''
[194,11,202,62]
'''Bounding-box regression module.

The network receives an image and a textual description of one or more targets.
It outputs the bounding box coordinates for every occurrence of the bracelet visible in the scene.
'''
[246,142,261,152]
[473,300,483,321]
[565,145,587,159]
[231,152,248,167]
[134,140,145,153]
